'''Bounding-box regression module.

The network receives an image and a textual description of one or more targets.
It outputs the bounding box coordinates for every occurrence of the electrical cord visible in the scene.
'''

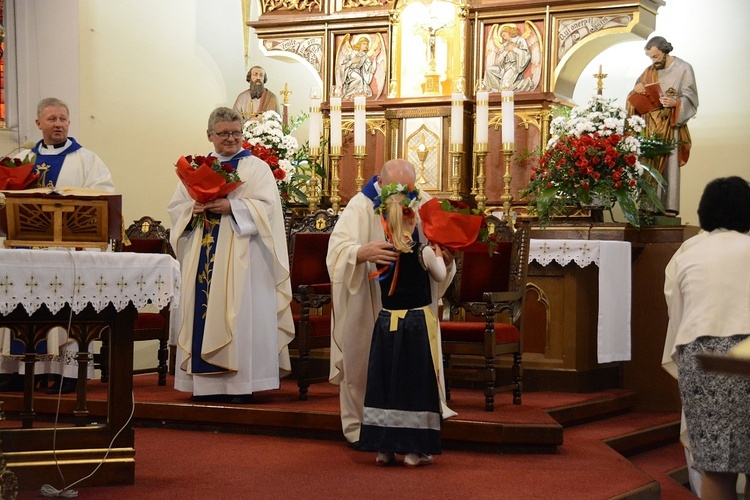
[38,250,137,497]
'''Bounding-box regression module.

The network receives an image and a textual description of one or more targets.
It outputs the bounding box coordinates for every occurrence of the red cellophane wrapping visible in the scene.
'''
[418,198,484,251]
[175,156,243,204]
[0,163,39,190]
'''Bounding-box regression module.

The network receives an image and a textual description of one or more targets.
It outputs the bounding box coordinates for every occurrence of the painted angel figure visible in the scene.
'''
[336,34,386,100]
[484,21,541,92]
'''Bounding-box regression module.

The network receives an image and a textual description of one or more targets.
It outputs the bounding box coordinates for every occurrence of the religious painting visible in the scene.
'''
[556,15,631,61]
[483,20,543,93]
[334,33,388,101]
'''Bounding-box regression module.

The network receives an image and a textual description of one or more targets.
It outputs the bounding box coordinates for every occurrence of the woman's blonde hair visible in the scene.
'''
[384,193,416,253]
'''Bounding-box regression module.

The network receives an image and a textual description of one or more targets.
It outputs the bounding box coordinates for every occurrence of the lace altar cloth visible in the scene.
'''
[0,249,181,316]
[529,239,631,363]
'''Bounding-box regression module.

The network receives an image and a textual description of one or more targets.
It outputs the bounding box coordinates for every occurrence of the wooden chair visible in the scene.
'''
[440,216,531,411]
[287,209,338,400]
[103,216,174,386]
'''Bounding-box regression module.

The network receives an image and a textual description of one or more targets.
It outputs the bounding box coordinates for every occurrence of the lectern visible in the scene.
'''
[0,188,122,249]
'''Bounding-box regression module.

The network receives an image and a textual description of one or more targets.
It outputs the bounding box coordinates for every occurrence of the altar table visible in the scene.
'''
[0,248,180,490]
[529,239,631,363]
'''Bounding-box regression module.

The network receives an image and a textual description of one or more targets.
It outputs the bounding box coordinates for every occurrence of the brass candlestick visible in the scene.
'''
[307,147,321,212]
[474,143,488,212]
[354,145,367,192]
[449,143,464,201]
[329,146,343,214]
[501,143,515,224]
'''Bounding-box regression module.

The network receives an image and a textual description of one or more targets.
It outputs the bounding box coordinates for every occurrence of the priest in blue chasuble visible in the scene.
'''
[168,107,293,403]
[0,97,114,394]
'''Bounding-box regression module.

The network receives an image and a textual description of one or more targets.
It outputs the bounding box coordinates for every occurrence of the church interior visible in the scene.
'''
[0,0,749,497]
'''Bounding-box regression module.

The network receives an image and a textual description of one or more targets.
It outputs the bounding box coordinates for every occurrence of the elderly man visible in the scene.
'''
[232,66,280,122]
[627,36,698,216]
[0,97,115,394]
[168,107,293,404]
[326,159,456,448]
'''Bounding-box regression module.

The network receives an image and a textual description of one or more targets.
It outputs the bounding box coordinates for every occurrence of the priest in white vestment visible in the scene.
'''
[326,159,456,446]
[0,97,114,394]
[168,107,293,403]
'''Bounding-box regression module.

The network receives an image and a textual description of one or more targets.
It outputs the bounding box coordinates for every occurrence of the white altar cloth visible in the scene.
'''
[529,239,631,363]
[0,249,181,354]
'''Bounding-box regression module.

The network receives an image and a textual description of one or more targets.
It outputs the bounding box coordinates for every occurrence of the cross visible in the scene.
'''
[279,83,292,106]
[0,274,14,295]
[96,274,108,293]
[49,275,64,294]
[593,65,607,95]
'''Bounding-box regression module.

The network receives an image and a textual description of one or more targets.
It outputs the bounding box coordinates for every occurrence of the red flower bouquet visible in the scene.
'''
[419,198,485,251]
[0,154,39,190]
[175,155,243,204]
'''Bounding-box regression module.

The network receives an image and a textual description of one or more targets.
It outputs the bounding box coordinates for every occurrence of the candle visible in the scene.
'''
[309,91,321,150]
[354,95,366,148]
[451,92,464,146]
[330,96,342,149]
[501,90,515,145]
[475,90,489,145]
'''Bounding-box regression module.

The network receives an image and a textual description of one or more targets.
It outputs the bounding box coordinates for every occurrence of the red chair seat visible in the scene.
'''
[292,314,331,337]
[440,321,520,344]
[134,312,167,331]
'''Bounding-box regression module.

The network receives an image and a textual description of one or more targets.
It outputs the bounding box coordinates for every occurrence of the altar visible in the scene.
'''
[520,223,699,412]
[0,249,181,490]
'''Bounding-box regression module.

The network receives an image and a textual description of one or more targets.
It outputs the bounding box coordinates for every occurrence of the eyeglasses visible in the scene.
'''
[213,131,243,140]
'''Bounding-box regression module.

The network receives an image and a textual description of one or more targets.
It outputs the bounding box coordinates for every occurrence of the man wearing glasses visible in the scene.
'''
[167,107,293,404]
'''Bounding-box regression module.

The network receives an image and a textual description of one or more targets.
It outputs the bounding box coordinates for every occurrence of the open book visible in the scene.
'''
[627,82,663,114]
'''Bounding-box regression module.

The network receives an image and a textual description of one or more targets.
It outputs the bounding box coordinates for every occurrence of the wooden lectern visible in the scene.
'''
[0,188,122,250]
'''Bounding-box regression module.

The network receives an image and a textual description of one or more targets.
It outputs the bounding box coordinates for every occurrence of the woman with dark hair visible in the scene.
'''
[663,176,750,499]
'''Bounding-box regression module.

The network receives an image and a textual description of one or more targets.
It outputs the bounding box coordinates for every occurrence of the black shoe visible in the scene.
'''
[191,394,232,403]
[228,394,254,404]
[346,440,363,451]
[47,376,77,394]
[0,374,25,392]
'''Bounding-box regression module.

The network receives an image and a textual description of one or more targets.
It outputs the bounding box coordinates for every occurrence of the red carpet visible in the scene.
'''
[14,424,689,500]
[6,374,691,499]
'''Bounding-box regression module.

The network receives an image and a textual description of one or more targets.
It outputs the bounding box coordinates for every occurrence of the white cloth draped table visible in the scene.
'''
[0,249,181,354]
[529,239,631,363]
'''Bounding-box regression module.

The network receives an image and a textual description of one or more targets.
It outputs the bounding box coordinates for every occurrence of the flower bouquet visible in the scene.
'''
[175,155,243,227]
[521,95,665,229]
[419,198,489,253]
[0,154,39,190]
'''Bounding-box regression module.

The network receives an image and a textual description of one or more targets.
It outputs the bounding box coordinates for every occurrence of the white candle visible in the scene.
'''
[330,96,342,149]
[451,92,464,146]
[501,90,515,145]
[354,95,366,148]
[475,90,489,145]
[309,93,321,150]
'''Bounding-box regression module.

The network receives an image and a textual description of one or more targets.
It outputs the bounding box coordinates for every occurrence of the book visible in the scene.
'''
[627,82,663,114]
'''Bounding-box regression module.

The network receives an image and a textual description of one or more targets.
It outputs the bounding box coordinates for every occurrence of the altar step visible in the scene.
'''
[1,376,678,457]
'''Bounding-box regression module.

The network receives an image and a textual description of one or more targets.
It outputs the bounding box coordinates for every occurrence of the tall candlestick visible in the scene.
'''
[451,92,464,146]
[475,90,489,145]
[501,90,515,146]
[309,90,321,150]
[354,95,366,148]
[330,96,342,148]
